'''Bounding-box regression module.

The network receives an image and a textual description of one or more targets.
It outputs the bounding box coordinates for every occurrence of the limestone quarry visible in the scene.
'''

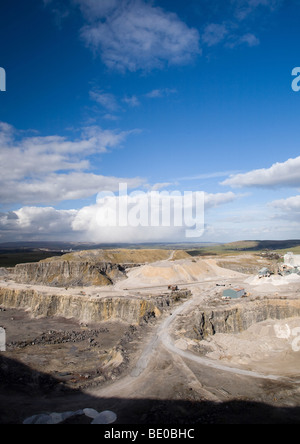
[1,248,300,424]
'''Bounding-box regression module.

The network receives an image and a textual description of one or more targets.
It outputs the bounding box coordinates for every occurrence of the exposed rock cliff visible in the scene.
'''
[12,249,189,287]
[0,287,163,325]
[14,261,126,287]
[188,299,300,340]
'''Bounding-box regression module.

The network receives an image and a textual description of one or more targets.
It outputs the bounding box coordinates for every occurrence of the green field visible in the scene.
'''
[276,246,300,255]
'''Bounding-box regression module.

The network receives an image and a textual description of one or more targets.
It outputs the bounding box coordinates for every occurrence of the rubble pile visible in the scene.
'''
[7,327,109,349]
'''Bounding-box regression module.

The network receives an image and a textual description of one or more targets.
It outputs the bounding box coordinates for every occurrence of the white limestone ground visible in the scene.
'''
[245,274,300,287]
[198,317,300,377]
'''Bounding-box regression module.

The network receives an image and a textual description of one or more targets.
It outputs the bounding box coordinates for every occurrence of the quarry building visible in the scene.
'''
[223,287,246,299]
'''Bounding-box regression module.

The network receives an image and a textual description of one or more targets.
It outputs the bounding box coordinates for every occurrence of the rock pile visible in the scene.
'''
[8,328,109,349]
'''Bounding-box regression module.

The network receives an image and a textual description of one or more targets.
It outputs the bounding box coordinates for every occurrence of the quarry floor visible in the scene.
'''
[1,255,300,424]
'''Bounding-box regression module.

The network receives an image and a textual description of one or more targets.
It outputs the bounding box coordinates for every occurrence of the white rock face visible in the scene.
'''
[284,252,300,267]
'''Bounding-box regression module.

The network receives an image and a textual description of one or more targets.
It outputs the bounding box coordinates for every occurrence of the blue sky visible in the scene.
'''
[0,0,300,243]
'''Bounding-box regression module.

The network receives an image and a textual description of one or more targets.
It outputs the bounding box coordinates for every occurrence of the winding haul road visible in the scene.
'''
[95,285,283,404]
[132,292,281,381]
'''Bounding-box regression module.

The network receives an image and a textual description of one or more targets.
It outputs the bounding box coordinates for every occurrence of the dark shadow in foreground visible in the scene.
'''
[1,355,299,424]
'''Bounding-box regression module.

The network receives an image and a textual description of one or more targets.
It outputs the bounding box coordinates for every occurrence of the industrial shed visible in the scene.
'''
[223,287,246,299]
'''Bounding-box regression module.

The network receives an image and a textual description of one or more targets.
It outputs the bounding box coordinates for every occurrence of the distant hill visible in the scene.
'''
[1,240,300,267]
[187,240,300,257]
[0,241,215,267]
[223,240,300,251]
[43,248,189,264]
[0,241,217,253]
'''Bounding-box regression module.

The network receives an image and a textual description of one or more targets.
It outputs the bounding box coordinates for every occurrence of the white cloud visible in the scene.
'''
[202,23,229,47]
[177,170,239,181]
[89,90,119,111]
[239,33,260,46]
[271,195,300,212]
[232,0,283,21]
[226,32,260,48]
[201,0,283,49]
[1,173,144,205]
[73,0,118,19]
[145,88,177,99]
[222,156,300,188]
[0,189,238,242]
[149,182,173,191]
[122,95,140,107]
[201,22,260,49]
[204,191,238,208]
[0,207,77,241]
[15,207,77,232]
[0,122,144,205]
[45,0,284,67]
[103,114,120,121]
[258,195,300,239]
[71,189,238,242]
[77,0,201,72]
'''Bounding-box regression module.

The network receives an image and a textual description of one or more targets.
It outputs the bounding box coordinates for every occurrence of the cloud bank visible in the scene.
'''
[44,0,284,70]
[270,195,300,222]
[0,122,143,205]
[0,191,238,242]
[222,156,300,188]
